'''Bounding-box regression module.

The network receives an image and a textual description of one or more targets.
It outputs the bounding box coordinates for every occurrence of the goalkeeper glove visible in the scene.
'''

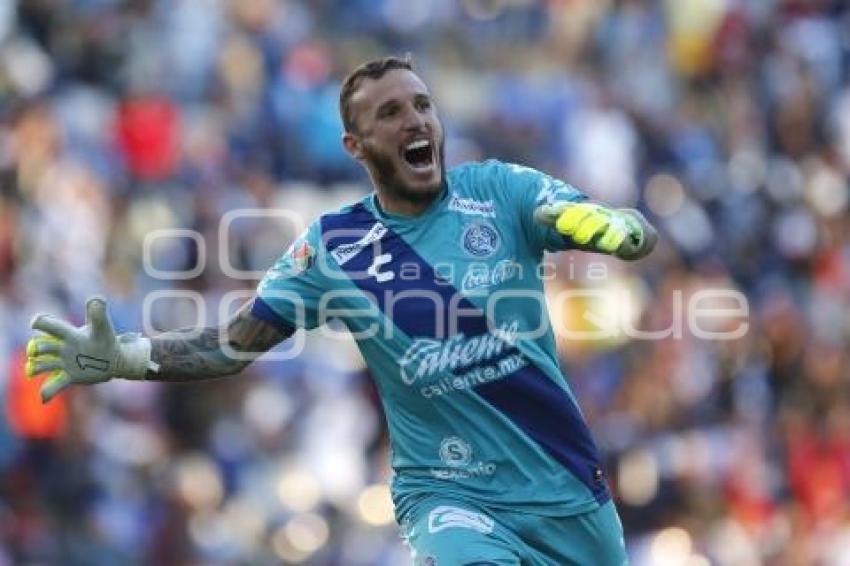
[534,202,656,260]
[26,297,158,403]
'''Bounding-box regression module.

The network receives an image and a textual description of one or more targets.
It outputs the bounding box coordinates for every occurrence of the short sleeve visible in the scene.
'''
[254,221,327,331]
[494,161,588,254]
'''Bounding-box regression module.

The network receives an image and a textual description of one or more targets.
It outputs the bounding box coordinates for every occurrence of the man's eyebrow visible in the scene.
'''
[375,98,399,115]
[374,92,431,115]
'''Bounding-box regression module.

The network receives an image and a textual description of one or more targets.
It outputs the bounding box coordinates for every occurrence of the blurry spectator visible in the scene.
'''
[1,0,849,563]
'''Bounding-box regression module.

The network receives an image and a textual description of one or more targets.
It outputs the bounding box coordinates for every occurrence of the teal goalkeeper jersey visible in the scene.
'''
[253,159,610,519]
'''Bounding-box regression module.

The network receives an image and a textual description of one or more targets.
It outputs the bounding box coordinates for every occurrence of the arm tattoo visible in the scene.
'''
[147,299,292,382]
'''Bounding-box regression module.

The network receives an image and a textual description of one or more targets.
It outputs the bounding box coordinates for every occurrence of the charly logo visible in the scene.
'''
[461,259,521,293]
[398,322,519,386]
[367,253,394,283]
[462,223,500,258]
[448,195,496,218]
[439,436,472,468]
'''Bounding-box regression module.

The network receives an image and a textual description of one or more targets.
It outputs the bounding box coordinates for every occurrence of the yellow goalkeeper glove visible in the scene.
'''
[534,202,656,259]
[26,297,157,403]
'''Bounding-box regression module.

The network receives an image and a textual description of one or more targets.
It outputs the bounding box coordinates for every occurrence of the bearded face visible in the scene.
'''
[359,133,446,207]
[343,69,446,213]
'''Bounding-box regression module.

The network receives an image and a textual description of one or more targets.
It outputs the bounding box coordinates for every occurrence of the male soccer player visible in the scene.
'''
[26,56,656,565]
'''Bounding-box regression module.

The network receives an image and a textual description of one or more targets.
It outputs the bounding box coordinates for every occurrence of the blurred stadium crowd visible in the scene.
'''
[0,0,849,564]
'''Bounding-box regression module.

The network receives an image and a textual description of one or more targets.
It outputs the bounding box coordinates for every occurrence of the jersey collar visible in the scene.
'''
[369,181,451,223]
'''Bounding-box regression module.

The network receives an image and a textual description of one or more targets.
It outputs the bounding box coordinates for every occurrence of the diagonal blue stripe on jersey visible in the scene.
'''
[320,203,608,502]
[321,203,489,338]
[251,296,296,335]
[474,364,610,504]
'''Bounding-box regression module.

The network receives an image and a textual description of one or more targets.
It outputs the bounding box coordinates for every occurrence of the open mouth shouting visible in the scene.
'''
[401,137,437,178]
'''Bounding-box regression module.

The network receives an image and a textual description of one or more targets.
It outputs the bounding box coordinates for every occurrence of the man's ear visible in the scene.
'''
[343,132,364,160]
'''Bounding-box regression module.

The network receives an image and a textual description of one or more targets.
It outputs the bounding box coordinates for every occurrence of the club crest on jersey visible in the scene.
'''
[462,223,500,258]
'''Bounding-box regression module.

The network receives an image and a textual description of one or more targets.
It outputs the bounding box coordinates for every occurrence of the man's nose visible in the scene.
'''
[401,105,427,130]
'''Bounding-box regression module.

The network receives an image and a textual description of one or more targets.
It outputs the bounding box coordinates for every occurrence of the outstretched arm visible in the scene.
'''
[150,298,292,381]
[26,296,292,401]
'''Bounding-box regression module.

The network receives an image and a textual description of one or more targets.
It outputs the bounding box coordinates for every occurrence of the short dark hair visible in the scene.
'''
[339,54,414,133]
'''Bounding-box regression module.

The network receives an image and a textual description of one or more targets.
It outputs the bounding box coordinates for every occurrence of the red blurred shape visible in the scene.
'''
[283,41,332,89]
[115,95,181,181]
[787,429,850,524]
[6,349,67,439]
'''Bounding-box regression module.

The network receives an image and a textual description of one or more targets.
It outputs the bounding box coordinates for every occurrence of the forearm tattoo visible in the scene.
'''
[148,300,291,381]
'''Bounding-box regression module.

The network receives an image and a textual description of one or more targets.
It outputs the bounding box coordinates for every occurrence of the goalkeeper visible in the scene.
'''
[28,56,655,565]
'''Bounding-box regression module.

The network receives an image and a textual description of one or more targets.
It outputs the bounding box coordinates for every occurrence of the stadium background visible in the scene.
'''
[1,0,849,564]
